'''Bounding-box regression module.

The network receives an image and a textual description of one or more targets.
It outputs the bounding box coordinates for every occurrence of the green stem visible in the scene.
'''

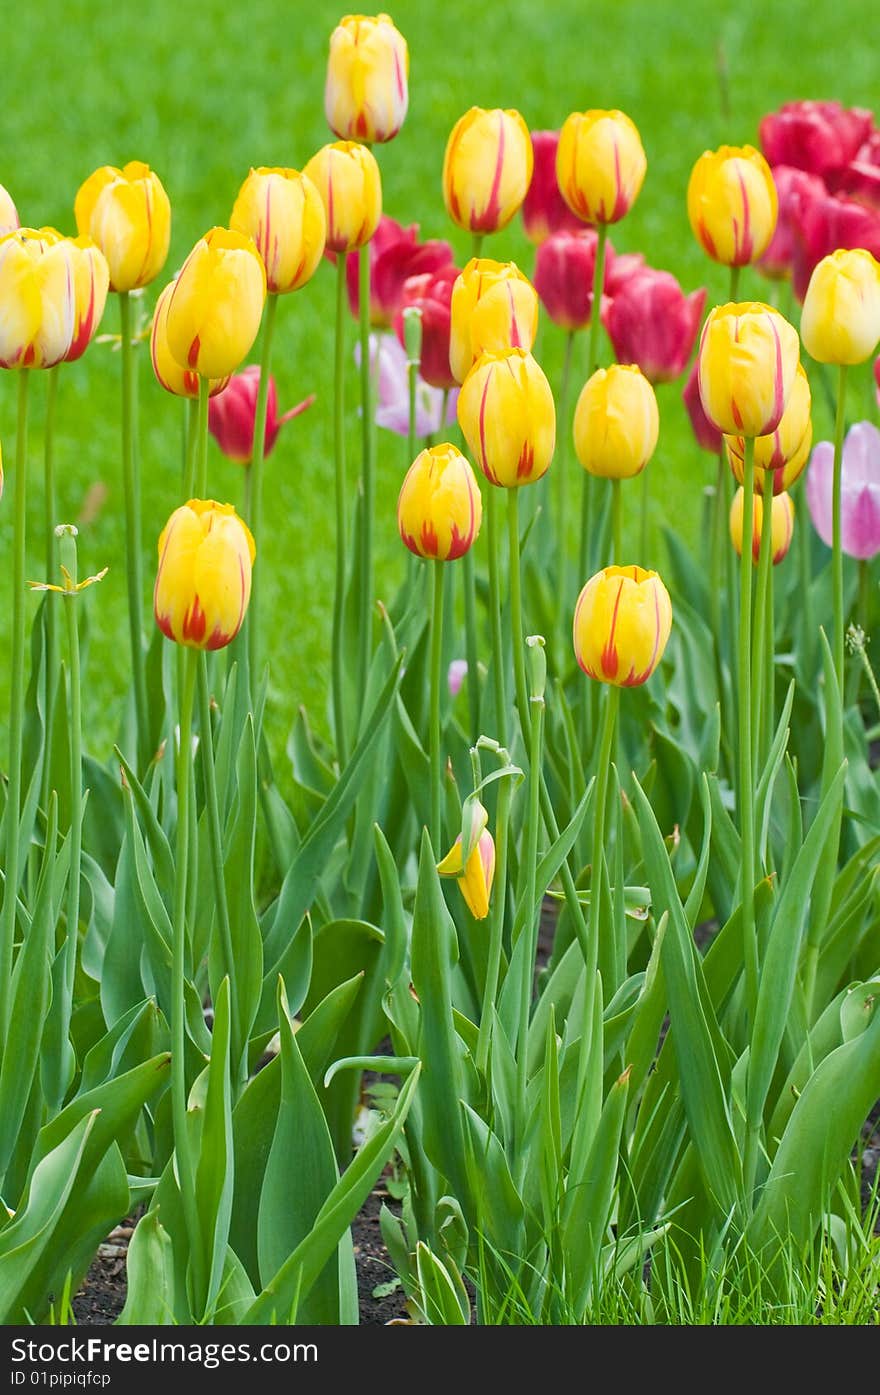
[332,255,349,767]
[831,363,848,693]
[42,367,59,814]
[471,233,484,261]
[554,331,575,604]
[738,436,758,1026]
[119,292,149,770]
[486,486,507,744]
[590,684,620,965]
[752,469,775,781]
[194,374,210,498]
[462,546,480,742]
[358,246,374,701]
[429,560,445,853]
[764,530,775,767]
[246,294,277,682]
[182,394,198,498]
[588,224,608,376]
[59,531,82,1009]
[475,772,512,1076]
[639,467,649,560]
[242,464,253,532]
[729,264,741,302]
[611,477,622,564]
[507,490,530,740]
[516,688,544,1168]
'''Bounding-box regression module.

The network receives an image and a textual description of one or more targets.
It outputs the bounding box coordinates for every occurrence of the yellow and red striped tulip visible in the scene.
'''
[0,184,19,236]
[697,302,800,438]
[687,145,777,267]
[397,443,482,560]
[557,110,647,224]
[154,499,255,650]
[458,348,555,488]
[729,486,795,564]
[725,362,812,495]
[0,228,75,369]
[437,828,496,920]
[229,167,326,294]
[801,248,880,365]
[165,227,266,381]
[74,160,171,292]
[443,107,533,235]
[573,364,659,480]
[325,13,409,144]
[449,258,538,385]
[150,280,230,399]
[302,141,382,254]
[62,236,110,363]
[573,564,672,687]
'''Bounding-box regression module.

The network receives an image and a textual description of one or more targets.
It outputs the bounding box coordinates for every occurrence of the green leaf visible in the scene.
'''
[117,1210,176,1325]
[216,717,263,1081]
[193,977,234,1321]
[415,1242,470,1324]
[562,1066,630,1313]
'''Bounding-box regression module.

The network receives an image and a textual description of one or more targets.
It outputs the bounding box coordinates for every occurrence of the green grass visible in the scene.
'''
[0,0,876,757]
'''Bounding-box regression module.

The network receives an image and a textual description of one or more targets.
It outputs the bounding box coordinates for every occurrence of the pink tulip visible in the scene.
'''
[682,358,723,454]
[208,366,314,465]
[346,215,455,328]
[827,129,880,212]
[358,332,458,438]
[758,165,825,280]
[448,659,468,698]
[534,228,616,331]
[805,422,880,559]
[394,263,459,390]
[521,130,583,245]
[790,187,880,300]
[602,266,706,384]
[760,100,874,178]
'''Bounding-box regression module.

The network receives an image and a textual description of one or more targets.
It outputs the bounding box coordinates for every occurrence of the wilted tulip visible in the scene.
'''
[521,130,583,244]
[165,227,267,380]
[62,236,110,363]
[229,167,326,294]
[325,13,409,144]
[801,247,880,365]
[346,215,454,327]
[397,443,482,560]
[806,421,880,559]
[557,109,647,224]
[150,280,230,399]
[449,258,538,384]
[303,141,382,254]
[725,363,812,495]
[0,184,19,236]
[603,267,705,383]
[74,160,171,292]
[0,228,75,368]
[458,348,556,488]
[154,499,255,650]
[443,107,533,235]
[394,264,458,389]
[437,828,496,919]
[729,485,795,564]
[208,366,314,463]
[758,165,825,281]
[697,302,800,438]
[573,564,672,686]
[760,100,874,178]
[534,228,616,331]
[573,364,659,479]
[682,359,723,454]
[688,145,777,267]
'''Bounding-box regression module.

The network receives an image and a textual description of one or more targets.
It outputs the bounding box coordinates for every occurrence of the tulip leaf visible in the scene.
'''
[562,1066,630,1314]
[117,1209,176,1326]
[415,1241,470,1325]
[193,977,234,1321]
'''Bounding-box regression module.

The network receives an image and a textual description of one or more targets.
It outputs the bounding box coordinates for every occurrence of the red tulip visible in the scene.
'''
[790,187,880,300]
[827,130,880,212]
[760,100,874,177]
[758,165,825,280]
[394,263,458,390]
[208,366,314,465]
[345,214,454,328]
[605,252,646,296]
[682,358,723,454]
[533,228,616,331]
[603,267,705,384]
[521,130,583,245]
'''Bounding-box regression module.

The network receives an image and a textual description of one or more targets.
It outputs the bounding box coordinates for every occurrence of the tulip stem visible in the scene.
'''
[471,234,484,260]
[475,769,512,1077]
[358,246,375,703]
[42,367,60,815]
[332,256,349,768]
[554,330,575,608]
[183,394,199,499]
[729,265,741,302]
[738,436,759,1025]
[0,368,30,1047]
[611,478,622,564]
[831,363,848,693]
[60,529,82,1036]
[507,490,530,736]
[194,375,210,497]
[486,486,507,744]
[429,560,445,853]
[119,292,149,771]
[462,547,480,742]
[246,293,277,683]
[590,684,620,977]
[515,685,544,1172]
[752,468,775,781]
[588,224,608,377]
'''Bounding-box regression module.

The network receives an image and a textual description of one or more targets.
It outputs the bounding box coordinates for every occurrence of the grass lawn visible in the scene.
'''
[0,0,875,756]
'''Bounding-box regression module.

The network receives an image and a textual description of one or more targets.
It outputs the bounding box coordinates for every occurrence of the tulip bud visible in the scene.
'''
[154,499,255,650]
[229,167,326,294]
[151,280,230,399]
[534,228,616,331]
[62,237,110,363]
[682,358,723,454]
[725,362,812,495]
[573,364,659,480]
[458,348,555,488]
[325,13,409,145]
[443,107,533,235]
[395,264,458,390]
[603,268,706,384]
[0,228,75,368]
[573,565,672,687]
[437,827,496,920]
[697,302,800,438]
[449,258,538,385]
[302,141,382,256]
[397,443,482,560]
[165,227,267,381]
[208,365,313,464]
[346,216,455,327]
[801,247,880,365]
[729,487,794,564]
[0,184,19,236]
[687,146,777,267]
[557,110,647,224]
[74,160,171,292]
[521,130,583,245]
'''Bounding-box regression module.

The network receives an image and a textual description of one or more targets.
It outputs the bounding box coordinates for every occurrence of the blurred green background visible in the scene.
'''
[0,0,876,757]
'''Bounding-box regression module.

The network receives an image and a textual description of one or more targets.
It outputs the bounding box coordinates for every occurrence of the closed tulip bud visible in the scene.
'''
[443,107,533,235]
[449,258,538,384]
[458,348,555,488]
[758,165,825,281]
[208,365,313,464]
[573,564,672,687]
[534,228,616,331]
[603,268,706,384]
[303,141,382,254]
[573,364,659,480]
[729,486,794,564]
[74,160,171,292]
[394,264,458,390]
[397,442,482,560]
[0,228,75,369]
[62,237,110,363]
[697,302,800,438]
[151,279,230,399]
[229,167,326,294]
[801,247,880,365]
[347,215,455,327]
[437,828,496,920]
[165,227,266,381]
[725,362,812,495]
[154,499,255,650]
[325,13,408,144]
[557,110,647,224]
[521,130,583,244]
[687,145,777,267]
[0,184,19,236]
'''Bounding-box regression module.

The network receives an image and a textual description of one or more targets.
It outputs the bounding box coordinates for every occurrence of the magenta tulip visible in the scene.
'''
[602,266,706,384]
[208,366,314,465]
[534,228,616,330]
[805,421,880,559]
[791,187,880,300]
[521,130,583,244]
[759,165,825,280]
[682,358,723,454]
[760,100,874,178]
[345,214,455,328]
[394,263,458,390]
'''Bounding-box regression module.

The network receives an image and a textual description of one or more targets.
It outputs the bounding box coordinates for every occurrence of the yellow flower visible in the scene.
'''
[687,145,777,267]
[165,227,267,381]
[573,565,672,687]
[800,248,880,366]
[229,167,326,294]
[302,141,382,254]
[150,280,230,399]
[573,364,659,480]
[443,107,533,235]
[0,228,75,368]
[449,258,538,385]
[729,487,795,565]
[0,184,19,236]
[437,829,496,920]
[74,160,171,292]
[725,362,812,495]
[62,236,110,363]
[457,348,555,488]
[154,499,255,651]
[697,302,800,438]
[557,110,647,224]
[325,13,409,144]
[397,443,482,560]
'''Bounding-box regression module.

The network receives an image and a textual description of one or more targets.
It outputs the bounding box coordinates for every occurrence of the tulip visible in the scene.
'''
[875,353,880,407]
[789,188,880,302]
[573,364,659,479]
[443,107,533,235]
[729,486,795,564]
[573,564,672,686]
[346,215,454,327]
[437,829,496,920]
[360,332,457,437]
[828,129,880,212]
[758,165,825,281]
[725,363,812,495]
[521,130,583,244]
[697,302,800,438]
[150,280,230,399]
[0,184,19,236]
[760,100,874,178]
[325,12,409,144]
[154,499,255,650]
[303,141,382,254]
[165,227,267,381]
[62,236,110,363]
[397,442,482,560]
[603,267,706,383]
[534,228,617,331]
[229,167,326,295]
[74,160,171,292]
[682,359,723,454]
[806,422,880,559]
[449,258,538,384]
[448,658,468,698]
[458,348,555,488]
[801,247,880,365]
[394,264,458,389]
[0,228,75,368]
[557,109,647,224]
[208,365,314,464]
[687,145,778,267]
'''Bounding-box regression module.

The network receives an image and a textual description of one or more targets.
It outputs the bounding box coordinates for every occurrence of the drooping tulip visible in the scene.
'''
[534,228,616,331]
[697,302,800,438]
[687,145,778,267]
[302,141,382,254]
[457,348,556,488]
[443,107,533,235]
[165,227,267,380]
[0,228,75,368]
[805,421,880,559]
[62,236,110,363]
[397,443,482,560]
[346,215,454,327]
[574,364,659,479]
[730,485,795,564]
[74,160,171,292]
[150,280,230,399]
[208,366,314,463]
[801,247,880,365]
[394,264,458,390]
[760,100,874,178]
[229,167,326,294]
[557,110,647,224]
[324,13,409,145]
[449,258,538,384]
[154,499,255,650]
[573,564,672,686]
[725,363,812,495]
[603,267,706,383]
[521,130,583,244]
[437,828,496,920]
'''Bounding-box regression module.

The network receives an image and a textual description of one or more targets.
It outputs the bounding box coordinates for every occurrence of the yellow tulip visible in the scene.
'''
[154,499,255,650]
[697,302,800,438]
[801,247,880,366]
[729,486,794,565]
[150,280,230,399]
[449,258,538,385]
[0,228,75,368]
[165,227,267,381]
[443,107,533,235]
[302,141,382,254]
[687,145,777,267]
[457,349,555,488]
[725,362,812,495]
[74,160,171,292]
[573,564,672,687]
[437,829,496,920]
[229,167,326,294]
[0,184,19,236]
[325,13,409,144]
[573,364,659,480]
[397,443,482,560]
[557,110,646,224]
[62,236,110,363]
